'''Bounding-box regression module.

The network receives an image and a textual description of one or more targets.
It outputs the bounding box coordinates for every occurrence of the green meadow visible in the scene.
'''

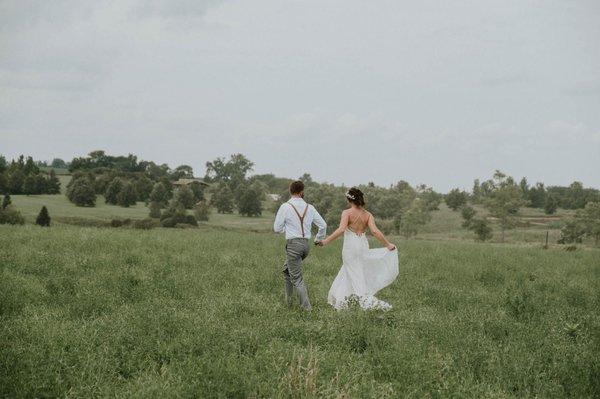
[1,220,599,397]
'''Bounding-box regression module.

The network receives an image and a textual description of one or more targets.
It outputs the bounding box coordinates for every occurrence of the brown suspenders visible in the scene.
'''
[288,202,309,238]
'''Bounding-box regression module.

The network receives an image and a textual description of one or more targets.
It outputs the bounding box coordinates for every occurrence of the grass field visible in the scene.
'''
[1,224,599,397]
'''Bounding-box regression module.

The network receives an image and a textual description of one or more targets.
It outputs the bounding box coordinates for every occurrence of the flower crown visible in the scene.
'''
[345,191,356,200]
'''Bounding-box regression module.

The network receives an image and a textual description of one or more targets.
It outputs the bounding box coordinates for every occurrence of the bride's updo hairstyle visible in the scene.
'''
[346,187,365,207]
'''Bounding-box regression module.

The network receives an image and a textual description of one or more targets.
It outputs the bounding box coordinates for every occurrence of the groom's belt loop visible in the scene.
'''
[288,202,309,238]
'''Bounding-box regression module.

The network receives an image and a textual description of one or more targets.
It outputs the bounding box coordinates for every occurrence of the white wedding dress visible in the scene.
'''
[327,229,399,310]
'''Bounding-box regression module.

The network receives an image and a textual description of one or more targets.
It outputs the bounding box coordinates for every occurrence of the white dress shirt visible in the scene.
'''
[274,197,327,240]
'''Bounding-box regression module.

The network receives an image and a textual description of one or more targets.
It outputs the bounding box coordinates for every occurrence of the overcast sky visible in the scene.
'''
[1,0,599,191]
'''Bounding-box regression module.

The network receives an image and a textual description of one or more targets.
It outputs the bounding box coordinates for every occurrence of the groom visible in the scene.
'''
[274,181,327,310]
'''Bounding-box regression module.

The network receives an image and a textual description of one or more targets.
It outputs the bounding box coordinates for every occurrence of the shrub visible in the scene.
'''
[461,205,476,228]
[132,218,159,230]
[0,206,25,225]
[189,181,205,202]
[194,201,211,221]
[160,201,197,227]
[134,176,154,202]
[35,206,51,227]
[149,182,171,207]
[149,201,161,218]
[558,219,585,244]
[2,194,11,209]
[174,186,196,209]
[544,193,559,215]
[469,218,493,242]
[111,218,132,228]
[116,181,137,207]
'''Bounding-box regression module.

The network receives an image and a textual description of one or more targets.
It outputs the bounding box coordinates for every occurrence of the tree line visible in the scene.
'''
[0,155,61,195]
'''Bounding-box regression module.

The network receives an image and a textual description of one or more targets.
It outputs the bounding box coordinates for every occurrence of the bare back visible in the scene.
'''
[346,208,371,235]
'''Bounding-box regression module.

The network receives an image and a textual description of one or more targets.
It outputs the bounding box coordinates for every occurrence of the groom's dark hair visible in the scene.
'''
[289,180,304,195]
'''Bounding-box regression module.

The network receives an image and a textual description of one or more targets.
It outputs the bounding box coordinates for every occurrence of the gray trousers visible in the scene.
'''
[283,238,311,310]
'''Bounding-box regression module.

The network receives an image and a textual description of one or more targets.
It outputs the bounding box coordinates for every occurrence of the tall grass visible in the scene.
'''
[1,225,599,397]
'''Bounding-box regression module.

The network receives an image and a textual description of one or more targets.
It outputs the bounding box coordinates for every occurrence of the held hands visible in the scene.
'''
[386,243,396,251]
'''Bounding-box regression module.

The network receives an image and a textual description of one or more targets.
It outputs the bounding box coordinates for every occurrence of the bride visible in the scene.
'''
[318,187,399,310]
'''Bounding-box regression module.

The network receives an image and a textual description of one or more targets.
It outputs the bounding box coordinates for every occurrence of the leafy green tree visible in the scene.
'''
[194,201,211,221]
[579,202,600,246]
[211,183,235,214]
[171,165,194,180]
[35,206,51,227]
[519,177,529,196]
[544,193,559,215]
[237,183,263,217]
[469,218,493,242]
[2,194,11,209]
[204,153,254,190]
[461,205,476,228]
[116,181,137,207]
[445,188,468,211]
[0,155,6,173]
[51,158,67,168]
[0,172,6,194]
[149,182,170,207]
[174,186,196,209]
[134,176,154,202]
[23,156,39,175]
[66,178,96,207]
[472,179,482,203]
[148,201,161,218]
[484,171,526,242]
[104,178,124,205]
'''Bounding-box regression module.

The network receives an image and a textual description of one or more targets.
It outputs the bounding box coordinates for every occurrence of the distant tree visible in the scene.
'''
[194,201,211,221]
[418,186,442,211]
[398,201,431,238]
[134,176,154,202]
[445,188,468,211]
[579,202,600,246]
[527,182,546,208]
[149,182,170,207]
[116,181,137,207]
[23,156,39,175]
[66,178,96,207]
[519,177,529,196]
[484,171,526,242]
[544,193,559,215]
[46,170,61,194]
[104,178,124,205]
[2,194,11,209]
[461,205,476,228]
[211,183,235,214]
[237,183,263,217]
[171,165,194,180]
[22,175,37,195]
[189,181,205,202]
[204,153,254,190]
[0,172,6,194]
[148,201,162,218]
[0,155,6,173]
[7,170,25,194]
[51,158,67,169]
[472,179,482,203]
[35,206,51,227]
[173,186,196,209]
[469,218,493,242]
